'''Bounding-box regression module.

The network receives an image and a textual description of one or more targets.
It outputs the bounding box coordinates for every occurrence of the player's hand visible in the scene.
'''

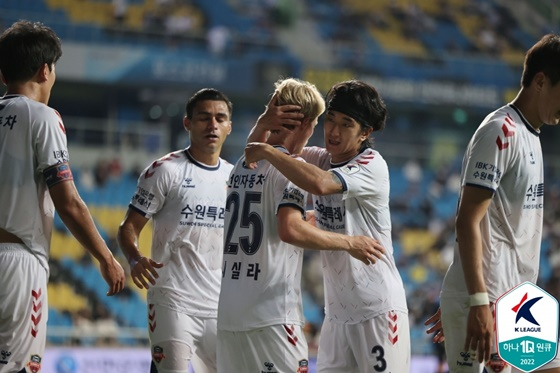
[424,307,445,343]
[465,304,493,364]
[347,236,385,265]
[129,256,164,290]
[245,142,273,169]
[256,91,304,132]
[99,256,126,296]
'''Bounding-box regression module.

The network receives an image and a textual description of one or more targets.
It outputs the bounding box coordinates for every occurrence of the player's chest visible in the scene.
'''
[313,195,346,231]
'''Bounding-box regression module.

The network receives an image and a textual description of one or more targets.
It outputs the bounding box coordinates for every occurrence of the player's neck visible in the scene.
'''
[511,88,543,130]
[186,147,219,166]
[6,83,49,105]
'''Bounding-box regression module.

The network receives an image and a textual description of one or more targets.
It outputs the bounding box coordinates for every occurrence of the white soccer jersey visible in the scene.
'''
[218,146,307,331]
[129,149,233,317]
[441,104,544,301]
[302,146,408,323]
[0,94,69,273]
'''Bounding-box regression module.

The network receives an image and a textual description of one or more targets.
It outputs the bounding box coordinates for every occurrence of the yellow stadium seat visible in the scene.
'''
[400,229,437,255]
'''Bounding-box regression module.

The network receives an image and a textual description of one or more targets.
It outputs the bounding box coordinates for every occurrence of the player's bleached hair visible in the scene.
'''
[274,78,325,121]
[0,20,62,84]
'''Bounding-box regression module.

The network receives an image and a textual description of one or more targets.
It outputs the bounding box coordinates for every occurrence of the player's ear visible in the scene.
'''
[534,71,546,92]
[37,63,50,82]
[226,121,232,135]
[361,127,373,142]
[183,116,190,132]
[301,117,312,130]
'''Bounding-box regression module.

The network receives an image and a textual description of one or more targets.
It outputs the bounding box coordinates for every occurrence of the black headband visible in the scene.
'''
[327,93,371,129]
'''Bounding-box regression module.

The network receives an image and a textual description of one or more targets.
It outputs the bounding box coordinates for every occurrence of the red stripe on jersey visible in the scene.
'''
[145,153,181,178]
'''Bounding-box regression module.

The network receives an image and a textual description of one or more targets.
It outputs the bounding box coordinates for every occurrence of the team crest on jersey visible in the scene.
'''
[152,346,166,363]
[482,353,508,372]
[297,359,309,373]
[340,163,360,175]
[26,354,42,373]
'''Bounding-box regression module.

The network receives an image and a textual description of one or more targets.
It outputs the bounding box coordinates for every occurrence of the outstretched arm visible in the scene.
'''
[247,92,304,144]
[456,185,494,364]
[277,206,384,264]
[117,208,164,289]
[246,142,342,196]
[50,179,125,296]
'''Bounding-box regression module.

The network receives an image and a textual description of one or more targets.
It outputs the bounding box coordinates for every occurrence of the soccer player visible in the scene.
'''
[217,78,385,373]
[117,88,234,373]
[0,20,125,373]
[425,34,560,372]
[245,80,411,373]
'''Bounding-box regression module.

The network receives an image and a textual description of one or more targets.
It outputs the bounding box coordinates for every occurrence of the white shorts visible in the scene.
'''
[217,324,309,373]
[0,244,48,373]
[441,296,560,373]
[316,310,410,373]
[148,304,217,373]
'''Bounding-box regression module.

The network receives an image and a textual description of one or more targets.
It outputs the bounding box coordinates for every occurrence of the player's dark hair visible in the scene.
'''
[0,20,62,84]
[325,80,387,150]
[521,34,560,87]
[185,88,233,119]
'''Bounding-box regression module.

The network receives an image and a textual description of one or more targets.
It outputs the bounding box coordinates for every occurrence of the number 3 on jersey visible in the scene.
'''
[224,191,263,255]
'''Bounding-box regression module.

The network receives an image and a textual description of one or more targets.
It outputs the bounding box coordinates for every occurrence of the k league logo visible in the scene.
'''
[495,282,559,372]
[512,292,542,327]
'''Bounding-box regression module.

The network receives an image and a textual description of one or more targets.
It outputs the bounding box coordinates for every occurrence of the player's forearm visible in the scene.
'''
[247,119,269,144]
[265,148,341,196]
[57,198,113,264]
[281,218,350,252]
[116,224,142,264]
[456,220,487,295]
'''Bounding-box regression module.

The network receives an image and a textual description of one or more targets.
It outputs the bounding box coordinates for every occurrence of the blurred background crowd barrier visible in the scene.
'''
[2,0,560,371]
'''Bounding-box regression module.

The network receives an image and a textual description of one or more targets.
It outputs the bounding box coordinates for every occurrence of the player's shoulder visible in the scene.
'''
[219,157,234,172]
[18,96,58,115]
[8,96,61,122]
[479,105,519,132]
[338,148,387,176]
[141,150,186,180]
[302,146,328,158]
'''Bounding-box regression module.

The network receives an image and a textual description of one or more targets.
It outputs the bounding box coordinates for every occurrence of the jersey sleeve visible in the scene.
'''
[463,114,516,191]
[331,150,388,201]
[270,162,308,217]
[129,158,177,219]
[34,107,69,172]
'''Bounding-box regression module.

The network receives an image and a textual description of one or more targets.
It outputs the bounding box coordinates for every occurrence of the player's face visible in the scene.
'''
[538,77,560,126]
[323,110,368,163]
[184,100,232,153]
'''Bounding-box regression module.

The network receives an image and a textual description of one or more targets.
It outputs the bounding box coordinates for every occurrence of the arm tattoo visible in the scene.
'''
[330,171,344,193]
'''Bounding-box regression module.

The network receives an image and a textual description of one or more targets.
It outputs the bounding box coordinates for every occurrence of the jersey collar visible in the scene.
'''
[329,147,372,168]
[184,149,221,171]
[508,104,540,137]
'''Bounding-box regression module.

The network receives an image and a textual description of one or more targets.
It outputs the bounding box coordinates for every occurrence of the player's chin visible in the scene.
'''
[325,142,338,153]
